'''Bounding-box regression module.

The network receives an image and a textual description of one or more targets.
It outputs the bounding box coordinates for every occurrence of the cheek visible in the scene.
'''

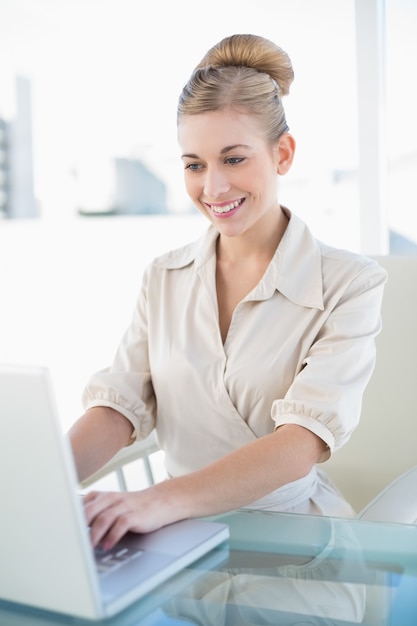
[184,174,199,199]
[247,172,271,199]
[255,166,278,197]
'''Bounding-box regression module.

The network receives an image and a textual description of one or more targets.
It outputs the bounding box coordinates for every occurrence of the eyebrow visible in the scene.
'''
[181,144,252,159]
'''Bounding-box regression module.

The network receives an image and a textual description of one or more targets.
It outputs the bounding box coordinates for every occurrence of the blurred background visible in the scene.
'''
[0,0,416,430]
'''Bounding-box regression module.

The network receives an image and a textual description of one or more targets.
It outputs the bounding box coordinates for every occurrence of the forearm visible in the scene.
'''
[84,424,327,548]
[68,406,134,482]
[158,424,327,520]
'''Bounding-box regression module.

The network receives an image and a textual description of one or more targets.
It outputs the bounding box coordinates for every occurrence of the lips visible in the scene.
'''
[206,198,244,214]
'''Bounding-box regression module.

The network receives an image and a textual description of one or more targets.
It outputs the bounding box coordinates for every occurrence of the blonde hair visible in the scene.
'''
[177,34,294,145]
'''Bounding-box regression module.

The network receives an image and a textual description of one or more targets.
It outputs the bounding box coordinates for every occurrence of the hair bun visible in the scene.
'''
[195,33,294,96]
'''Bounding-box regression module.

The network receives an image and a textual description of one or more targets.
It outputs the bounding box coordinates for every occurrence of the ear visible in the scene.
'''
[276,133,296,175]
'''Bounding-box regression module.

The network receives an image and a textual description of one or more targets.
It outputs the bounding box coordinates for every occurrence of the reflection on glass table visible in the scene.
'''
[1,510,416,625]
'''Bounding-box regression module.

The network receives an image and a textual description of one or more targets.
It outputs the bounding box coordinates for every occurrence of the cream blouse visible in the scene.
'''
[83,210,387,506]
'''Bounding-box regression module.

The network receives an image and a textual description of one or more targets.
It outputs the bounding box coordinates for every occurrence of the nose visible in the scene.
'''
[203,166,230,198]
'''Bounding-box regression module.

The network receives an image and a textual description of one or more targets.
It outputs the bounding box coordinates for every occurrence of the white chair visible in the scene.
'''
[359,464,417,523]
[324,255,417,514]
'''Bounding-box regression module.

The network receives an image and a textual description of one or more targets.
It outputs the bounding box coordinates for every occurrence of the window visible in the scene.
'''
[1,0,360,245]
[386,0,417,254]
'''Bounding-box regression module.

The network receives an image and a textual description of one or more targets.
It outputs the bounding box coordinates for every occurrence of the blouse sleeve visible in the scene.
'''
[81,265,156,441]
[271,260,387,459]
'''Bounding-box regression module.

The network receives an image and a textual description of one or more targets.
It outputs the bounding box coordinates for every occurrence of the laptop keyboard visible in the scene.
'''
[94,543,144,576]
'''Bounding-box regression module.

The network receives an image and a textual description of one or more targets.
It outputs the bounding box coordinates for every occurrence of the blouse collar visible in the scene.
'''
[154,209,324,310]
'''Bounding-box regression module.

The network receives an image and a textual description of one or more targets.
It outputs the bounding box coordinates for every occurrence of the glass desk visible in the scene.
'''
[1,509,417,625]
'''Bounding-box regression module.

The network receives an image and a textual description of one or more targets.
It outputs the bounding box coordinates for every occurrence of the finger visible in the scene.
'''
[83,490,101,504]
[84,491,120,526]
[97,511,136,551]
[87,498,129,548]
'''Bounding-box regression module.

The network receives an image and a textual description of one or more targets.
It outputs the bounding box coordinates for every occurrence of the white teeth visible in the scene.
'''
[211,200,242,214]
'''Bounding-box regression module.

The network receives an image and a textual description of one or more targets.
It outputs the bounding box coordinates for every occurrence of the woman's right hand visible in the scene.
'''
[83,482,185,550]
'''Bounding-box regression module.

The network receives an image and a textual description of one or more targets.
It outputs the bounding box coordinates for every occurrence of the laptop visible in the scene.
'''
[0,365,229,621]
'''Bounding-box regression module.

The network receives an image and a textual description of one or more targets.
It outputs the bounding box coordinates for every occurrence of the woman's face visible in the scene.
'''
[178,108,294,239]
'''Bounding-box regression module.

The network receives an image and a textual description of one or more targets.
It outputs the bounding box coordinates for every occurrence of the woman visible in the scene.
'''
[69,34,386,551]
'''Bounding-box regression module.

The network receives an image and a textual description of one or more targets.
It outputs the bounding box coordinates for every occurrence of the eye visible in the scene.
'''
[184,162,203,172]
[225,157,245,165]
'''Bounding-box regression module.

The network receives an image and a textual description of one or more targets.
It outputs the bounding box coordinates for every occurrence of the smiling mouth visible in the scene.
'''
[207,199,244,214]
